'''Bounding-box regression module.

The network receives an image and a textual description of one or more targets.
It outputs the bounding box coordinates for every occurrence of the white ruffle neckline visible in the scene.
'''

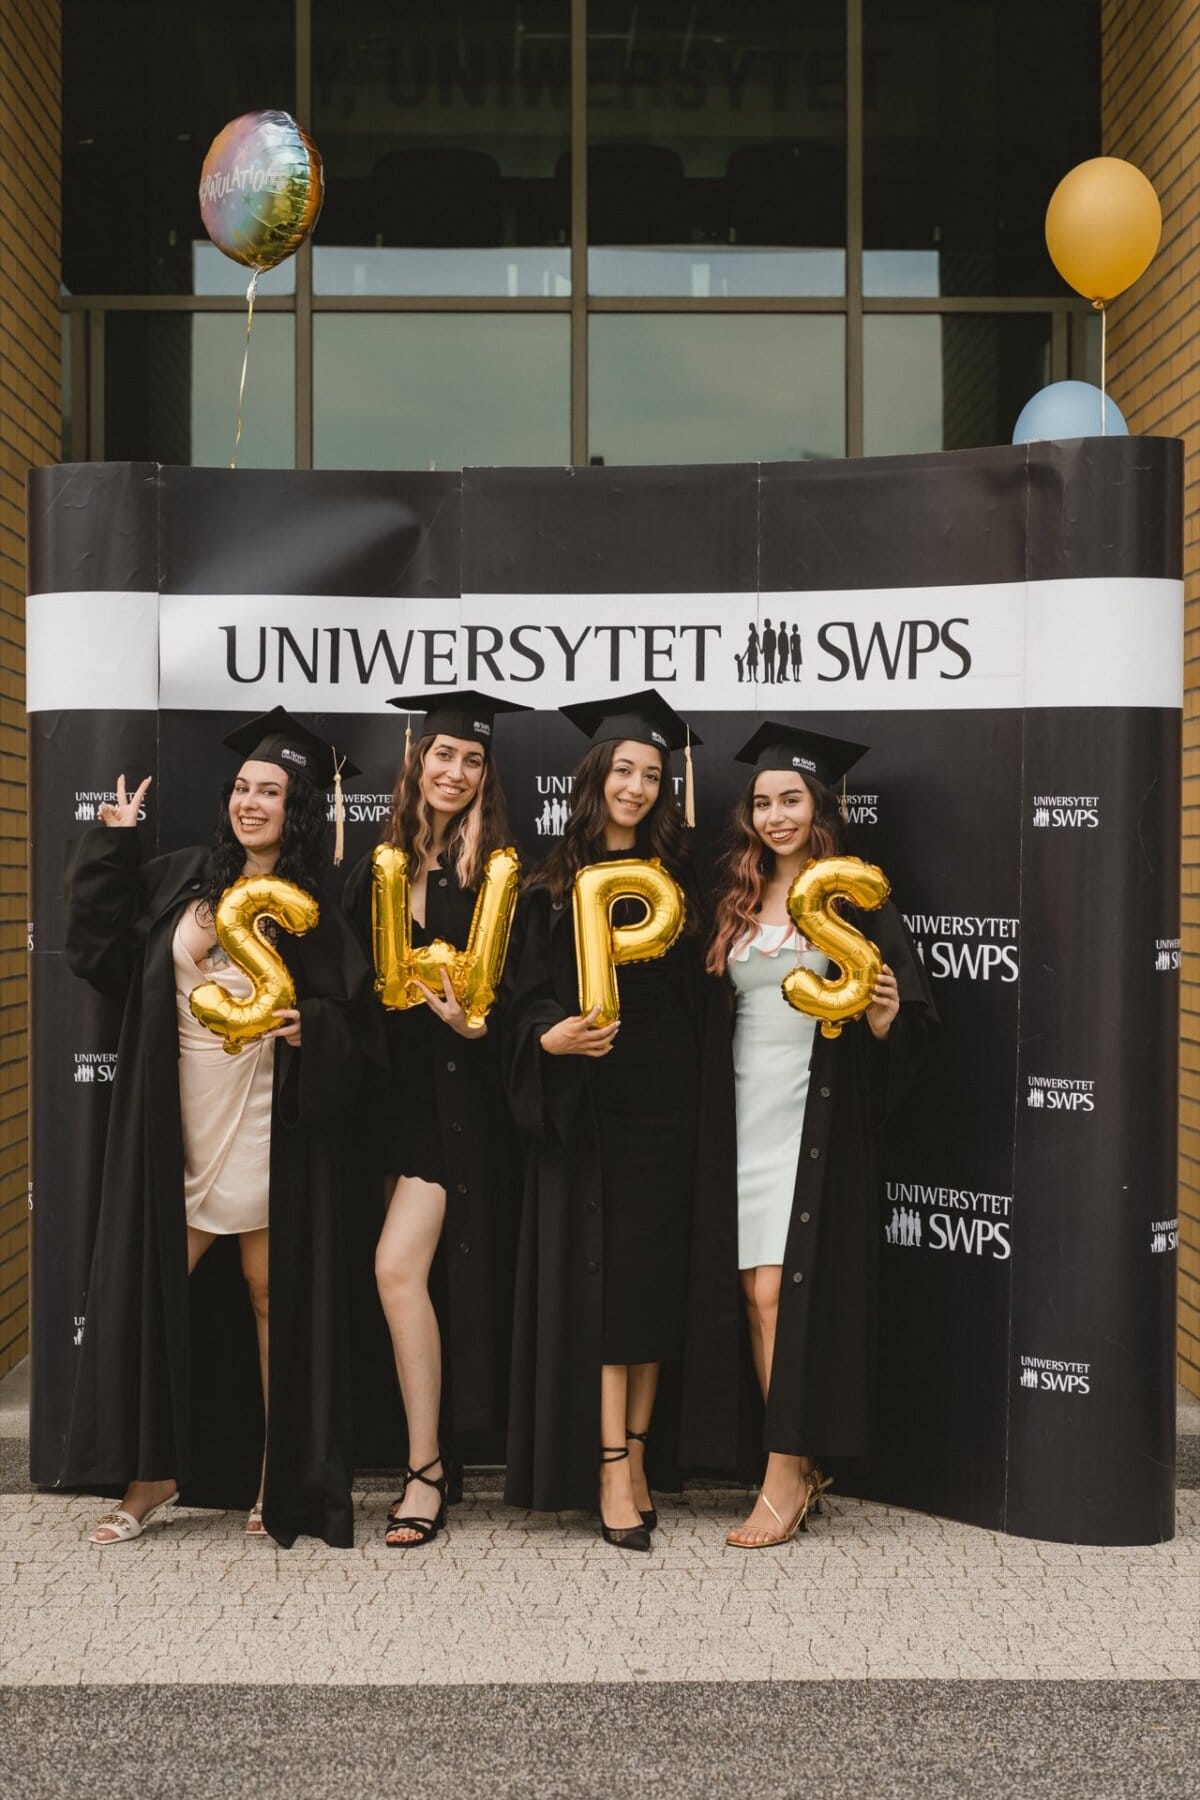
[730,920,802,964]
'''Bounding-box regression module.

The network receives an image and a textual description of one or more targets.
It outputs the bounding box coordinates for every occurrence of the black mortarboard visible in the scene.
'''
[223,706,360,785]
[558,688,702,755]
[385,689,530,750]
[734,722,868,789]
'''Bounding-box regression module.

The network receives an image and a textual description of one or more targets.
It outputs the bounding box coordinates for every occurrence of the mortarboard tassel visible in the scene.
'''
[332,752,346,867]
[405,713,413,762]
[840,774,849,824]
[684,726,696,829]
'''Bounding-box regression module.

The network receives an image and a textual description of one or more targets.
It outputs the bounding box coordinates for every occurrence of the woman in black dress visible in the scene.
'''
[63,707,375,1549]
[681,723,936,1546]
[503,690,703,1552]
[343,690,524,1548]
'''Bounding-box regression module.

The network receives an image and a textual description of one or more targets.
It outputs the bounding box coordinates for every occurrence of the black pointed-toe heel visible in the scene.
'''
[599,1446,651,1553]
[385,1454,449,1549]
[626,1428,657,1531]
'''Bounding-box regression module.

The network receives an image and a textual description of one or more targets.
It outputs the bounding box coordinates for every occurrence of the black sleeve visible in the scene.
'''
[277,907,387,1129]
[499,889,586,1143]
[862,899,938,1126]
[340,850,374,964]
[63,826,147,1000]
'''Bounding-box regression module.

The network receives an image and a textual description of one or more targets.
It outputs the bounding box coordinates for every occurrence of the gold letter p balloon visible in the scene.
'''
[783,856,891,1038]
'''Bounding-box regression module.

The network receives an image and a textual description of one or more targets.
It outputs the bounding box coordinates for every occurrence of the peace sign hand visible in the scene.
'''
[97,774,151,828]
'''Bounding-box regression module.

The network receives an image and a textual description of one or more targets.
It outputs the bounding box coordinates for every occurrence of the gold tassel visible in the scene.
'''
[404,714,413,762]
[332,753,346,867]
[684,726,696,829]
[840,775,848,823]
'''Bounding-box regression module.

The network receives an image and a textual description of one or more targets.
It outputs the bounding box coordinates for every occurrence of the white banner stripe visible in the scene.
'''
[25,578,1182,714]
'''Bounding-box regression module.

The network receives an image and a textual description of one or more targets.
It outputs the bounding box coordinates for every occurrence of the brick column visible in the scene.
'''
[0,0,61,1376]
[1103,0,1200,1395]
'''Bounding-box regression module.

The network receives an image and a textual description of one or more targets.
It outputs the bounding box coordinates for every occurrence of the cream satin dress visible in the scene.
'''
[729,922,830,1270]
[173,920,275,1234]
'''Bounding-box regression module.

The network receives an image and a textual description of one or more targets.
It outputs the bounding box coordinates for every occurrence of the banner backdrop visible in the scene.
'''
[26,441,1182,1546]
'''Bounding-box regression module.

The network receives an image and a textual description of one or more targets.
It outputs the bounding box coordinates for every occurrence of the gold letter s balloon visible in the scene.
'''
[370,844,520,1025]
[572,858,686,1027]
[188,875,320,1055]
[783,857,891,1039]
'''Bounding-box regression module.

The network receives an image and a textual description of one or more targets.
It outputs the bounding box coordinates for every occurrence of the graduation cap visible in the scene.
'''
[734,721,868,791]
[385,688,530,755]
[559,688,701,826]
[223,706,360,865]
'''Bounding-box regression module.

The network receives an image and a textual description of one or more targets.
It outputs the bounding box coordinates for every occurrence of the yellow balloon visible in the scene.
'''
[572,858,686,1027]
[370,843,521,1024]
[1045,157,1161,303]
[188,874,320,1055]
[783,856,891,1040]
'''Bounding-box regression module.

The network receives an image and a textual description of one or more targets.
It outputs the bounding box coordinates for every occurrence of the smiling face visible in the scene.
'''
[229,761,288,859]
[751,770,815,860]
[603,739,664,835]
[419,733,486,819]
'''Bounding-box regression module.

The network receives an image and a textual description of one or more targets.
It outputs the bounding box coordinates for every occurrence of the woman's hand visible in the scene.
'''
[540,1007,620,1057]
[865,964,900,1040]
[97,773,150,828]
[414,968,487,1040]
[267,1008,302,1049]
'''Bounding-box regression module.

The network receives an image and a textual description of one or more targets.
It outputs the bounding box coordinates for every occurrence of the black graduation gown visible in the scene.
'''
[679,900,937,1472]
[501,882,704,1512]
[341,852,519,1456]
[61,826,378,1548]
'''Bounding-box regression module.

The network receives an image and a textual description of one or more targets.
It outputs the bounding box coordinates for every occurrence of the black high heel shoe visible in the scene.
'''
[599,1446,651,1553]
[385,1455,449,1549]
[626,1428,657,1531]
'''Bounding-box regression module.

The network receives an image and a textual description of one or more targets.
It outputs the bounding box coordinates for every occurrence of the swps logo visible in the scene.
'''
[1018,1354,1091,1396]
[74,790,147,824]
[326,791,393,827]
[74,1051,116,1085]
[1031,793,1099,828]
[903,914,1019,983]
[1150,1218,1178,1254]
[1154,938,1180,972]
[1026,1075,1095,1112]
[884,1181,1012,1259]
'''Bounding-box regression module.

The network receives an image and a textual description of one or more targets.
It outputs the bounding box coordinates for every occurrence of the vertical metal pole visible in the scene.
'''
[86,310,105,462]
[569,0,588,466]
[294,0,314,470]
[845,0,864,459]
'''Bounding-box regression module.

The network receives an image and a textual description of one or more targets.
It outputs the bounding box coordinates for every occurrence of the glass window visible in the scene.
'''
[104,313,295,467]
[587,1,846,297]
[863,0,1100,297]
[863,314,1052,457]
[311,1,571,296]
[313,315,570,468]
[589,315,845,463]
[63,0,295,296]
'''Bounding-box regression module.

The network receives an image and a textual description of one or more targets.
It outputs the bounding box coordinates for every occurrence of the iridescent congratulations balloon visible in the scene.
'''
[199,110,323,273]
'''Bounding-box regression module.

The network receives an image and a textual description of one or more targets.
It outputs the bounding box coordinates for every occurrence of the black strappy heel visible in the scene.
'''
[385,1455,448,1549]
[626,1428,657,1531]
[599,1446,651,1553]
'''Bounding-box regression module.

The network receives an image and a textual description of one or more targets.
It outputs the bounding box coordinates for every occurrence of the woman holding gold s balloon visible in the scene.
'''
[62,708,378,1550]
[502,691,703,1552]
[680,724,936,1548]
[341,691,526,1549]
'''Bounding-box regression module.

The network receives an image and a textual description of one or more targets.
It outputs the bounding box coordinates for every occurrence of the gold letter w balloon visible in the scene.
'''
[783,856,891,1038]
[371,845,521,1028]
[573,858,687,1026]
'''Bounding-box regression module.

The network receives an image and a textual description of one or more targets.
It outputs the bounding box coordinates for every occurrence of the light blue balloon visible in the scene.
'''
[1012,381,1128,444]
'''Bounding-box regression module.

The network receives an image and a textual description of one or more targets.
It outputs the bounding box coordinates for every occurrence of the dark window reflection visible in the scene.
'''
[313,316,569,467]
[863,0,1099,297]
[104,313,295,467]
[63,0,295,296]
[590,315,845,463]
[311,2,571,295]
[586,1,846,296]
[864,314,1051,456]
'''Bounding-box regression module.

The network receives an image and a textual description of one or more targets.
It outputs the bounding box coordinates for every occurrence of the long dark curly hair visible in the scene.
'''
[528,740,694,910]
[381,733,512,890]
[706,772,847,975]
[201,768,330,920]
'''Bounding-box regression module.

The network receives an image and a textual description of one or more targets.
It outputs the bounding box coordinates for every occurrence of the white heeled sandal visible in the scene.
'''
[88,1491,179,1546]
[245,1502,268,1537]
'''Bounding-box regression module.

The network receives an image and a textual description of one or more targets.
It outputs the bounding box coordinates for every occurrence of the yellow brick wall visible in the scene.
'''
[0,0,61,1377]
[1103,0,1200,1396]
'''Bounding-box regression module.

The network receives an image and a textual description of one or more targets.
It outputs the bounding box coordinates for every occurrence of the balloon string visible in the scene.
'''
[1096,299,1107,437]
[230,269,260,470]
